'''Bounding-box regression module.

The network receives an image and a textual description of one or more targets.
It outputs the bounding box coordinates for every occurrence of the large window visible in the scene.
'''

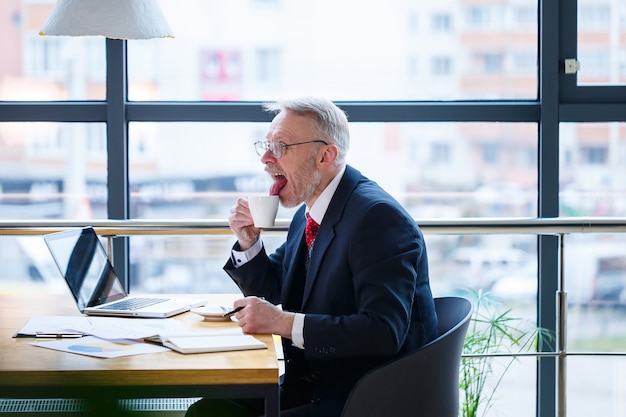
[1,1,626,417]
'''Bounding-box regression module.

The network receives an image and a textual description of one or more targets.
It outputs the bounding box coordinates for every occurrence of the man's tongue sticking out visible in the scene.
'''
[270,175,287,196]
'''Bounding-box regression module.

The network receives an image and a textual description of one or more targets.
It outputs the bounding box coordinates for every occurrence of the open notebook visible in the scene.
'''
[44,227,206,318]
[155,333,267,354]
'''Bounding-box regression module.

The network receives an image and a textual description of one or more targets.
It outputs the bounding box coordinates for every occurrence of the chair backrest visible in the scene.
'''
[341,296,473,417]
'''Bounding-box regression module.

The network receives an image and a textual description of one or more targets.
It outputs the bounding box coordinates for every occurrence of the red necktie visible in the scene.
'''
[305,213,320,250]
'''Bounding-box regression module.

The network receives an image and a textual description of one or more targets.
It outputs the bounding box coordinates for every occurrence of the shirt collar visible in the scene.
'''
[306,165,346,225]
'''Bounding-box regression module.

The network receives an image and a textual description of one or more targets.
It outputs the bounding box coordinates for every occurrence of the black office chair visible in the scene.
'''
[341,296,473,417]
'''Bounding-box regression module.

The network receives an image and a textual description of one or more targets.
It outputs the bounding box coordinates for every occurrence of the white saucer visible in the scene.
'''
[191,305,232,321]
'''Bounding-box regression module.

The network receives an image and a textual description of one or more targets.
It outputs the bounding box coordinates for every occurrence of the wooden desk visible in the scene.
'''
[0,293,279,416]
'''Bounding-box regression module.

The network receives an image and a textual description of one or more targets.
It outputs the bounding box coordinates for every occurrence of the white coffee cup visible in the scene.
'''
[248,195,279,228]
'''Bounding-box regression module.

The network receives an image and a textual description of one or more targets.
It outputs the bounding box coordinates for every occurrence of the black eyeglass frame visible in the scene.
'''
[253,140,329,158]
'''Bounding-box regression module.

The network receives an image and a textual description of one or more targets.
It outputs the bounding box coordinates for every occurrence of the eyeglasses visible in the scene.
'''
[254,140,329,159]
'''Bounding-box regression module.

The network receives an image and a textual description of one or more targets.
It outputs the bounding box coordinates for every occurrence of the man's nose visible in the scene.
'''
[260,149,275,163]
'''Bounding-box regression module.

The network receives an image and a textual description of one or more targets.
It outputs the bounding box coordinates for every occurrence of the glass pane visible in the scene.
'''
[429,234,537,306]
[460,356,538,417]
[129,235,243,294]
[128,0,538,101]
[0,122,107,219]
[128,122,538,220]
[0,235,68,294]
[567,356,626,417]
[577,0,626,85]
[560,123,626,216]
[0,1,106,101]
[566,234,626,417]
[567,234,626,349]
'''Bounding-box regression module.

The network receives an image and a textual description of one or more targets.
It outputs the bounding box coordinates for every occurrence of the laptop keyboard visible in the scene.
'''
[99,297,169,311]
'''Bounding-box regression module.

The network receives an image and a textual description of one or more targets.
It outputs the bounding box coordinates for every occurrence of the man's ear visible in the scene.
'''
[318,144,339,168]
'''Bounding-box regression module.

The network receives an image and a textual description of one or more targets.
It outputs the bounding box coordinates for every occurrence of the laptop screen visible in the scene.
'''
[44,228,127,312]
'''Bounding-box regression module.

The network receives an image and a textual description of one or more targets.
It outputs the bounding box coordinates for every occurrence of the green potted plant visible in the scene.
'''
[460,289,553,417]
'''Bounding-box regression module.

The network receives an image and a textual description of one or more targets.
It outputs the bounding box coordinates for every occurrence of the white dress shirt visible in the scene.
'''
[231,166,346,349]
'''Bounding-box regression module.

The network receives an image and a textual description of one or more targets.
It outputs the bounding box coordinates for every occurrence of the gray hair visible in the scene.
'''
[263,97,350,166]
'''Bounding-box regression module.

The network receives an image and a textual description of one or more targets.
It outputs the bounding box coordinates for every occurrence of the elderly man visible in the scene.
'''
[187,97,437,417]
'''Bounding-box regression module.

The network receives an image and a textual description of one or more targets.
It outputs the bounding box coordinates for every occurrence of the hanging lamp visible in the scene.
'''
[39,0,174,40]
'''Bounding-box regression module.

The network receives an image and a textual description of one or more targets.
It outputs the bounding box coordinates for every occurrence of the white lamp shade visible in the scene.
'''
[39,0,174,40]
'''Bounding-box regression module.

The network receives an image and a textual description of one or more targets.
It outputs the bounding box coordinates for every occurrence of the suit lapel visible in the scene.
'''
[281,208,307,309]
[301,166,361,307]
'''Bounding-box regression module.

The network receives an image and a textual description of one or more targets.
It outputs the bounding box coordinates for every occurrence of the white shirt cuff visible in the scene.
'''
[291,313,305,349]
[231,239,263,267]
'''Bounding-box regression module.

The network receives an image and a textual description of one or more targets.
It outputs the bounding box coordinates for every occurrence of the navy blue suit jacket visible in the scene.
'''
[225,165,437,417]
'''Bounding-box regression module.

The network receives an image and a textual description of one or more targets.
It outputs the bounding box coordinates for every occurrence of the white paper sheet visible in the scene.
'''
[16,315,192,339]
[31,335,169,358]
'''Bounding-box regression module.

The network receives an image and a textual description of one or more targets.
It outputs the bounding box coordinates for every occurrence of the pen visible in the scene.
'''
[222,306,244,317]
[36,332,83,338]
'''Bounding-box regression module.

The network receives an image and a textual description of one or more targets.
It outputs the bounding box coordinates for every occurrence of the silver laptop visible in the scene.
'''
[44,227,206,318]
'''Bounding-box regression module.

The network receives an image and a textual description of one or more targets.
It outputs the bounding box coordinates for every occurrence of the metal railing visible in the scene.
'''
[2,216,626,235]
